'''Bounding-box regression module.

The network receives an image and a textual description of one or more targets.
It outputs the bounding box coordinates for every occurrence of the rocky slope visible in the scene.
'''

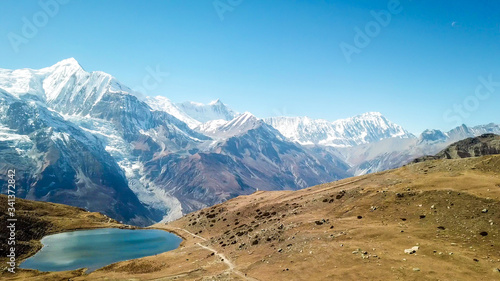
[413,134,500,162]
[143,113,351,214]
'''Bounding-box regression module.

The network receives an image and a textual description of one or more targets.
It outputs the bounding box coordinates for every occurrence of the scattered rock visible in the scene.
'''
[482,209,488,213]
[413,268,420,272]
[480,231,488,236]
[404,246,420,254]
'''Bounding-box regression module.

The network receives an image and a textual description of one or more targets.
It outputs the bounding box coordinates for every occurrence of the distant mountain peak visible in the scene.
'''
[209,99,222,105]
[48,57,84,72]
[265,112,414,147]
[238,111,256,119]
[200,112,263,138]
[359,111,383,117]
[221,112,259,130]
[176,99,236,123]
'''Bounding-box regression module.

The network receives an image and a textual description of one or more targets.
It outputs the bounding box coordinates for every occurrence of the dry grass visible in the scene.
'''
[4,155,500,280]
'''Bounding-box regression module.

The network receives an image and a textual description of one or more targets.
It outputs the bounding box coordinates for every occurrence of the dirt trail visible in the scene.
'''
[175,228,259,281]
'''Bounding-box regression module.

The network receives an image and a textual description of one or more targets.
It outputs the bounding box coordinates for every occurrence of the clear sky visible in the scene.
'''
[0,0,499,134]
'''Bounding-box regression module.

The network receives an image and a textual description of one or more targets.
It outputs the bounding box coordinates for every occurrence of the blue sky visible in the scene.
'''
[0,0,499,134]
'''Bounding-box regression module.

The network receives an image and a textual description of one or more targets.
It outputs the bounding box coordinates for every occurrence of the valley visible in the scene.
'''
[4,153,499,280]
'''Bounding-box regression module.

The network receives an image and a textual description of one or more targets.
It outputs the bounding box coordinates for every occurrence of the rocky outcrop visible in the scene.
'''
[413,134,500,163]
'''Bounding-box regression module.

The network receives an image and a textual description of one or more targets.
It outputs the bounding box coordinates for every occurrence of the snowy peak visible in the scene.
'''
[265,112,414,147]
[418,129,448,144]
[209,99,222,106]
[145,96,202,129]
[332,112,412,140]
[416,123,500,146]
[445,123,500,142]
[176,99,236,123]
[144,97,238,130]
[47,57,83,72]
[221,112,259,129]
[0,58,136,115]
[202,112,264,138]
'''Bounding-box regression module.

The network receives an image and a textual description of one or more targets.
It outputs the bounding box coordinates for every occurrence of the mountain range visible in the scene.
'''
[0,58,498,225]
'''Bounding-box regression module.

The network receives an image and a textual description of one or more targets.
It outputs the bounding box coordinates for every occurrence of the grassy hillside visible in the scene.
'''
[137,155,498,280]
[4,155,500,280]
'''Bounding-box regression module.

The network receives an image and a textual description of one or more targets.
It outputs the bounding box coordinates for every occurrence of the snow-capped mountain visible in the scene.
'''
[0,59,350,225]
[177,99,236,123]
[337,123,500,176]
[145,96,201,129]
[0,59,208,225]
[418,129,449,144]
[1,58,497,226]
[265,112,414,147]
[145,111,351,213]
[200,112,263,138]
[446,123,500,142]
[144,96,237,131]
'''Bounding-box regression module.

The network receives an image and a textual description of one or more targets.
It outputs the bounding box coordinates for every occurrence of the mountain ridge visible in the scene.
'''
[1,58,498,227]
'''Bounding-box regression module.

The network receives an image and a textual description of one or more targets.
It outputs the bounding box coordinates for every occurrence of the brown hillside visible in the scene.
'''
[81,155,500,281]
[6,155,500,280]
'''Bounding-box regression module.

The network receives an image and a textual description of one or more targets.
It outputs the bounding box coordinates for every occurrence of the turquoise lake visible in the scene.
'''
[20,228,182,272]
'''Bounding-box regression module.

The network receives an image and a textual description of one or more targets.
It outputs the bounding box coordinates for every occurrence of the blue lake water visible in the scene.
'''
[20,228,182,272]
